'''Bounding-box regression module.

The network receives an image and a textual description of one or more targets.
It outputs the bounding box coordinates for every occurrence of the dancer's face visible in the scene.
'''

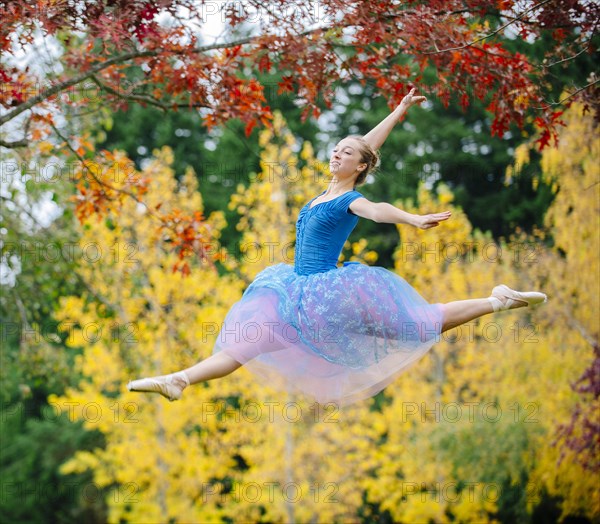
[329,138,367,183]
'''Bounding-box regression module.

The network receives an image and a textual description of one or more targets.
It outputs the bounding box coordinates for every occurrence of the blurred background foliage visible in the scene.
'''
[2,16,599,524]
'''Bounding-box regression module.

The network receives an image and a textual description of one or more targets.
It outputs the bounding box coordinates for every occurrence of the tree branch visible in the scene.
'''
[1,51,152,126]
[51,124,220,272]
[542,41,595,69]
[0,27,324,127]
[50,123,158,215]
[540,21,598,69]
[0,138,29,148]
[90,75,208,111]
[0,115,32,148]
[535,78,600,109]
[422,0,555,55]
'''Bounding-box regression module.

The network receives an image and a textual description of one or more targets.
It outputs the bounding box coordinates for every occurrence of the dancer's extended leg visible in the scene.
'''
[183,352,241,383]
[127,352,242,401]
[441,284,548,333]
[127,307,288,401]
[441,299,494,333]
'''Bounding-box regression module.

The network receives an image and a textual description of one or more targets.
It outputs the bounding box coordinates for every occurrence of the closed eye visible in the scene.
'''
[332,146,354,155]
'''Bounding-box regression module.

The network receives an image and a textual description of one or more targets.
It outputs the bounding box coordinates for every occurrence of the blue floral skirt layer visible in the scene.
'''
[212,263,443,406]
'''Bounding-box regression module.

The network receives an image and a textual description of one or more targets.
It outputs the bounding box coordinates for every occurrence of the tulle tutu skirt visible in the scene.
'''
[212,262,443,406]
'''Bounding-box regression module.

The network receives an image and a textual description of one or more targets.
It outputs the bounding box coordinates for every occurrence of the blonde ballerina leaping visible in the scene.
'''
[127,88,547,406]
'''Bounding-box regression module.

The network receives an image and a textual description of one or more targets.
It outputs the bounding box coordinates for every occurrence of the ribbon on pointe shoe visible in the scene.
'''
[488,284,548,312]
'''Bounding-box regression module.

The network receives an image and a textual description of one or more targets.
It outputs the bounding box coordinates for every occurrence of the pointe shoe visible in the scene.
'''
[488,284,548,312]
[127,371,190,402]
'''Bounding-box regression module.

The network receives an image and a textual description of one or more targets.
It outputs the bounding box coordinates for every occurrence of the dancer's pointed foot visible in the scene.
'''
[127,371,190,401]
[488,284,548,312]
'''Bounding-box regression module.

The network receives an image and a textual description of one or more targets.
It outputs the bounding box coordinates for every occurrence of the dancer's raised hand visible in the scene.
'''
[364,87,427,150]
[415,211,452,230]
[398,87,427,112]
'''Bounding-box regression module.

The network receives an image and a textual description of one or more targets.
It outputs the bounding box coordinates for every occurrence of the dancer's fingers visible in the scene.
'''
[421,217,440,228]
[421,211,452,228]
[401,88,424,106]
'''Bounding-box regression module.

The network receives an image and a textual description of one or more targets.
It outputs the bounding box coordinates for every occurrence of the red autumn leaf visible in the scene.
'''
[244,119,256,137]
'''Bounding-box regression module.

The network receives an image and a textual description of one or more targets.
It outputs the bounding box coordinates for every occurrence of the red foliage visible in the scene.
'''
[59,141,218,274]
[159,209,220,275]
[66,149,150,223]
[1,0,597,148]
[534,110,566,149]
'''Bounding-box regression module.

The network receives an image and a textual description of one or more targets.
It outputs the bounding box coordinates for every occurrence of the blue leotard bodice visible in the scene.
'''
[294,190,364,275]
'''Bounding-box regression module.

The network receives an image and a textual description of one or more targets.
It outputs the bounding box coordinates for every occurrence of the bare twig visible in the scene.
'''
[0,195,47,230]
[542,42,594,69]
[0,115,33,148]
[535,78,600,109]
[540,19,598,69]
[90,75,208,111]
[0,138,29,148]
[423,0,555,55]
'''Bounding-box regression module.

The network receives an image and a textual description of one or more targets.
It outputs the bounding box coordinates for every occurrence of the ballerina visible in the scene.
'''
[128,88,547,405]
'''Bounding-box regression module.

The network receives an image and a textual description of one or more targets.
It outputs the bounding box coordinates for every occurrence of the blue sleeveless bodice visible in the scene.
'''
[294,190,364,275]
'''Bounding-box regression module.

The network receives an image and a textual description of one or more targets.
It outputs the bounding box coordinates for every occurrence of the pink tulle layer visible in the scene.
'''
[213,263,443,406]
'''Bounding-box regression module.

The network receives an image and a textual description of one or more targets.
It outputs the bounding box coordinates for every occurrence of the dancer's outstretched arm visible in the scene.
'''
[363,88,426,151]
[350,199,451,229]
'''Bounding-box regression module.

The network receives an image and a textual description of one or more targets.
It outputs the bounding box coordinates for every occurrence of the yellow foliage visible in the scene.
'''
[525,104,600,519]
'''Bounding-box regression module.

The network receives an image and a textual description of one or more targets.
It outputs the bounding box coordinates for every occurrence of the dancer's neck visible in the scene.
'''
[324,179,354,196]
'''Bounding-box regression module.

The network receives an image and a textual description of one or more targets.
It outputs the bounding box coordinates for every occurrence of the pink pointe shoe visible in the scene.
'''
[127,371,190,402]
[488,284,548,312]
